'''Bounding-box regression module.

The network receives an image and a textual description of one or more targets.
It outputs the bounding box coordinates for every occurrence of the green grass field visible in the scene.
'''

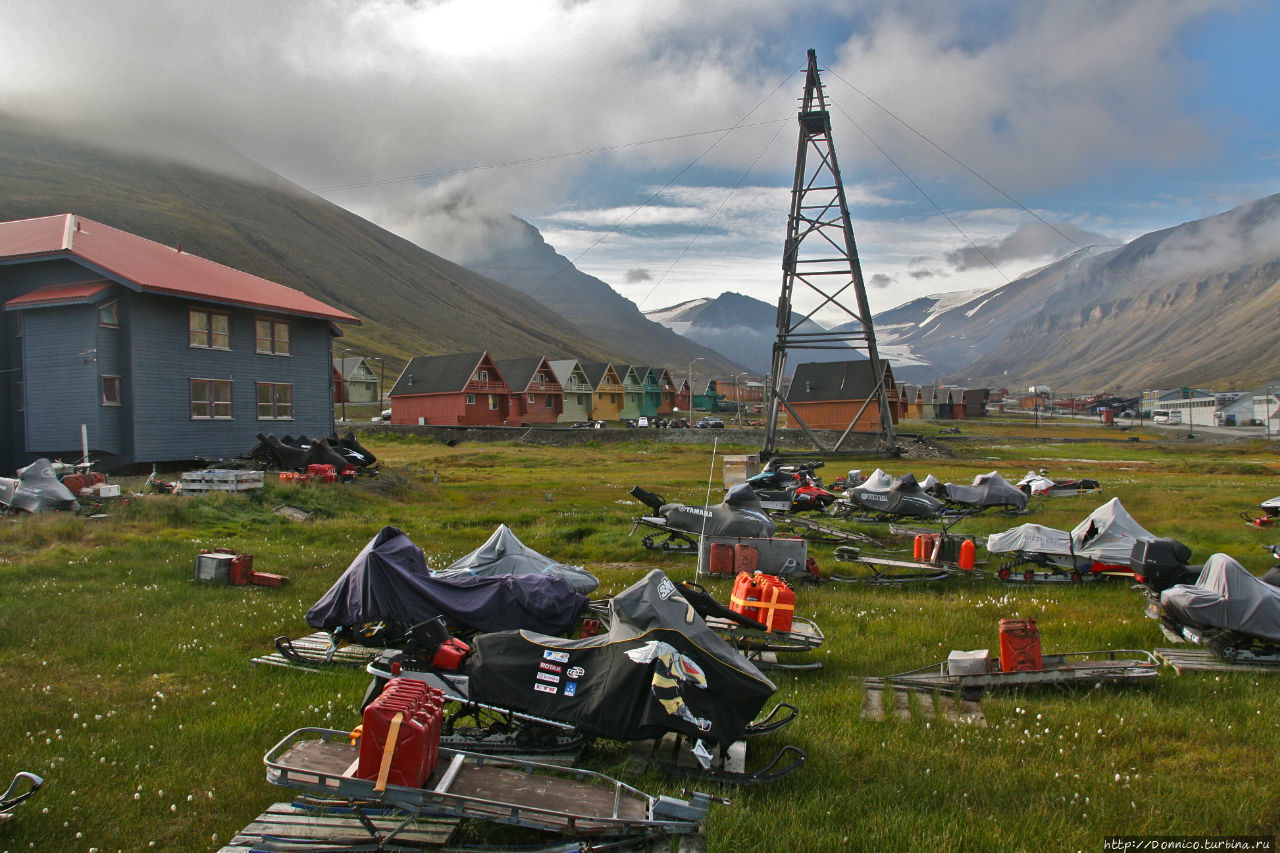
[1,424,1277,852]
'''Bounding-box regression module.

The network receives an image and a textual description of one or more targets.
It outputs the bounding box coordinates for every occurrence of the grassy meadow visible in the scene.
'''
[1,422,1278,852]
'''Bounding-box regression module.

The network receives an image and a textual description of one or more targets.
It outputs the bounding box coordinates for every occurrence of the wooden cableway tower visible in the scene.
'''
[762,49,896,459]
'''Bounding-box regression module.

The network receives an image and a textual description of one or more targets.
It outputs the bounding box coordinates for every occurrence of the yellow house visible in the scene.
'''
[581,362,624,422]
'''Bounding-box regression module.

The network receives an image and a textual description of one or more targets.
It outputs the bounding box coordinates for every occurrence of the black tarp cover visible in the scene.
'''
[657,483,777,538]
[467,569,776,748]
[843,471,944,518]
[305,526,587,635]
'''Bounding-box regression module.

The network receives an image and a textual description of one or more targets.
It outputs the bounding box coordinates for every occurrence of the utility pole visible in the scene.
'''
[762,49,896,459]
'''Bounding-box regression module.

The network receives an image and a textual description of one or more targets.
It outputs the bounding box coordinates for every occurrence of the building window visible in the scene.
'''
[255,319,290,355]
[101,375,122,406]
[528,393,536,404]
[488,394,499,410]
[546,394,554,407]
[190,378,232,419]
[99,301,119,328]
[578,394,586,406]
[466,393,476,405]
[476,369,489,382]
[610,393,617,404]
[257,383,292,419]
[189,309,230,349]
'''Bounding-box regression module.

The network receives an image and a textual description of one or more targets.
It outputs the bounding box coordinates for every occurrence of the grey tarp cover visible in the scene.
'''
[434,524,599,594]
[0,458,79,513]
[936,471,1029,511]
[305,526,587,635]
[657,482,777,538]
[1161,553,1280,642]
[1069,497,1155,565]
[986,523,1074,556]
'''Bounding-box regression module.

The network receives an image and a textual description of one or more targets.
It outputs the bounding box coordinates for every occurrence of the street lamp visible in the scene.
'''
[371,357,385,410]
[688,357,704,414]
[732,372,748,426]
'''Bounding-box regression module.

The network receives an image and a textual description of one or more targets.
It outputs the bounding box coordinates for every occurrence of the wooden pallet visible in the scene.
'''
[860,678,986,726]
[251,632,382,672]
[1155,647,1280,674]
[217,801,456,851]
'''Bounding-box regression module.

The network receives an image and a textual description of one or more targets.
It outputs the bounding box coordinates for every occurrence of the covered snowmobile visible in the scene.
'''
[928,471,1028,515]
[365,570,804,783]
[629,483,778,552]
[1158,553,1280,660]
[250,433,373,472]
[433,524,599,594]
[831,469,945,522]
[987,498,1164,581]
[304,526,588,642]
[1016,470,1102,497]
[0,459,79,514]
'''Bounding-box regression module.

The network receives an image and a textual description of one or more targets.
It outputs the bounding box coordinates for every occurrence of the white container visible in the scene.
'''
[946,649,991,676]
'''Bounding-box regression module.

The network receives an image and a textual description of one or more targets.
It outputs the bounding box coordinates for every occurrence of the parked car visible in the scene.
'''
[696,417,725,429]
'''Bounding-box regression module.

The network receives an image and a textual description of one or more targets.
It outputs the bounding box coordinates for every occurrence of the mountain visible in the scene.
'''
[643,290,865,376]
[463,218,740,375]
[871,194,1280,391]
[0,118,653,377]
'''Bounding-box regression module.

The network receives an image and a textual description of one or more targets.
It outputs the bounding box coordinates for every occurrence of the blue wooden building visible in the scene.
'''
[0,214,358,472]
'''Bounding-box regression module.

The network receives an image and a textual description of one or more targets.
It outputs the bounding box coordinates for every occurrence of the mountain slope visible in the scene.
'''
[871,194,1280,391]
[0,118,619,375]
[464,218,740,375]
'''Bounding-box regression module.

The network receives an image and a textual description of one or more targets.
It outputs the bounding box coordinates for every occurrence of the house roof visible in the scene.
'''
[332,356,373,381]
[494,356,561,393]
[547,359,585,385]
[389,351,498,396]
[5,280,112,309]
[0,214,357,324]
[786,360,892,403]
[580,362,621,389]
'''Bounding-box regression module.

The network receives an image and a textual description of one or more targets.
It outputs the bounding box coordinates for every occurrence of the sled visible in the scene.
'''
[887,649,1160,692]
[0,772,41,822]
[630,515,700,553]
[264,727,715,844]
[676,580,824,671]
[831,552,982,585]
[770,512,877,546]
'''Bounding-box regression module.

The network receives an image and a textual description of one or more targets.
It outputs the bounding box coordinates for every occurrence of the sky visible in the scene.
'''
[2,0,1279,324]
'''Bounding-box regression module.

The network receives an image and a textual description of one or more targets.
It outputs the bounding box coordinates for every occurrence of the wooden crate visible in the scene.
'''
[181,469,265,493]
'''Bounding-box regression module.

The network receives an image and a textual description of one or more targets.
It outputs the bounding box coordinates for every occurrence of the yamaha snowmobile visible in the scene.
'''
[987,497,1164,582]
[1016,469,1102,497]
[830,469,947,523]
[926,470,1029,516]
[629,482,778,552]
[0,459,79,514]
[1156,551,1280,662]
[363,570,805,785]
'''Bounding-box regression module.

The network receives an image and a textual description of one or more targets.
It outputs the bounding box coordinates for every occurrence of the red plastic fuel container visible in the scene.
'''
[998,618,1043,672]
[753,574,795,632]
[734,544,759,574]
[357,677,444,788]
[730,572,762,621]
[708,542,735,576]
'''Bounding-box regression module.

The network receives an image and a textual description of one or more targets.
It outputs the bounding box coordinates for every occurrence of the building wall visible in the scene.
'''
[558,391,592,423]
[590,390,623,421]
[789,399,896,431]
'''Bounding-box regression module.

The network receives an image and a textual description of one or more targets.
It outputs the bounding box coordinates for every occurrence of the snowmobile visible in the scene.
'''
[986,497,1166,582]
[1242,496,1280,527]
[1156,551,1280,662]
[925,470,1029,515]
[430,523,599,594]
[1016,469,1102,497]
[745,458,824,491]
[363,570,806,785]
[249,432,373,473]
[276,526,589,666]
[0,458,79,514]
[829,469,948,523]
[629,482,778,552]
[0,772,42,822]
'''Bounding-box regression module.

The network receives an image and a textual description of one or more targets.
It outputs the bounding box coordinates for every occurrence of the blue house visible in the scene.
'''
[0,214,359,471]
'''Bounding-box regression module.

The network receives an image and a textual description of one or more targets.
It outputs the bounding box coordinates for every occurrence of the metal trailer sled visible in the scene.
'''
[264,727,715,848]
[830,531,983,584]
[676,580,825,671]
[0,772,42,822]
[770,511,877,547]
[887,649,1160,693]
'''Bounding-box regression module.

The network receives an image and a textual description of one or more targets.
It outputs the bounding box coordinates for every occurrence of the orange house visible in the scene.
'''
[581,362,624,422]
[785,360,898,431]
[388,351,510,426]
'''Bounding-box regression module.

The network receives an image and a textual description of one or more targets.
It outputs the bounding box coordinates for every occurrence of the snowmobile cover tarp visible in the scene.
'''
[1161,553,1280,642]
[434,524,599,594]
[657,483,777,538]
[1069,497,1154,565]
[842,471,943,518]
[305,526,587,635]
[856,468,894,492]
[0,459,79,513]
[467,569,776,748]
[986,523,1074,556]
[936,471,1028,511]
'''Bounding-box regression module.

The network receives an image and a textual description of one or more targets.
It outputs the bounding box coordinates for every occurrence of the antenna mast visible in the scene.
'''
[762,49,896,459]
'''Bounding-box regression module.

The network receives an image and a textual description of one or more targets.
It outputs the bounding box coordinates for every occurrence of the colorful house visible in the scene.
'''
[655,368,678,414]
[0,214,358,471]
[674,378,691,414]
[548,359,593,424]
[785,360,899,431]
[618,365,645,421]
[635,367,663,417]
[496,356,563,424]
[581,362,624,422]
[388,351,510,426]
[333,356,380,404]
[692,379,723,412]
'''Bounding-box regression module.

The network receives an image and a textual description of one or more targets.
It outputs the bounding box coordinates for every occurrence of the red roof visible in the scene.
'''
[6,280,112,308]
[0,214,357,323]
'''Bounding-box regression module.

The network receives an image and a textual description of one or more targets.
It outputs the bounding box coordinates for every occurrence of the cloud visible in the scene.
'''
[869,273,894,288]
[625,268,653,283]
[945,221,1112,271]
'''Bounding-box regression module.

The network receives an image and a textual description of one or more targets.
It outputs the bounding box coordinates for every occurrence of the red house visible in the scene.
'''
[496,356,563,424]
[388,351,509,426]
